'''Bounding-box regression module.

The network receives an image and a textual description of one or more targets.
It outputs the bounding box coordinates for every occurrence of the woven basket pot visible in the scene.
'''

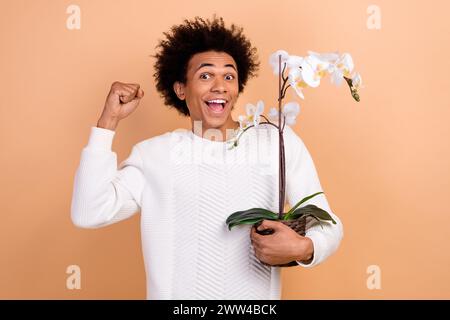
[253,216,307,267]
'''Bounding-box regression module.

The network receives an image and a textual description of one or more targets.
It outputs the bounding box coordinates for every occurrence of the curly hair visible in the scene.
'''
[152,15,260,116]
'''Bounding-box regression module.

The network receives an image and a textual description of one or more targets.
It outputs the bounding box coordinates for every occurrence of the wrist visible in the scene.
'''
[97,115,119,131]
[296,236,314,263]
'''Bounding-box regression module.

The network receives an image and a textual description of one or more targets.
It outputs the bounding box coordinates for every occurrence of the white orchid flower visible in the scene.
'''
[238,114,249,129]
[245,100,265,127]
[337,53,354,77]
[351,72,363,89]
[268,107,279,122]
[286,55,304,69]
[269,50,289,75]
[307,50,340,64]
[300,58,321,88]
[288,68,306,99]
[282,102,300,125]
[267,103,300,126]
[307,51,346,82]
[330,68,344,86]
[305,54,331,87]
[329,52,354,87]
[287,57,320,90]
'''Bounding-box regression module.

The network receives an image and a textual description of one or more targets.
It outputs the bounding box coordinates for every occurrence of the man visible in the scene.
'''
[71,16,343,299]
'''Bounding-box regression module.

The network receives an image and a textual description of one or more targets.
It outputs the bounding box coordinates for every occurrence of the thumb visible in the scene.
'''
[257,219,280,231]
[120,98,140,115]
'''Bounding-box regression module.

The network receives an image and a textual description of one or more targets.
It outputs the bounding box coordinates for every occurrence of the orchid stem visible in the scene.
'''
[232,121,278,147]
[281,62,287,82]
[280,84,291,101]
[260,114,272,124]
[278,55,286,219]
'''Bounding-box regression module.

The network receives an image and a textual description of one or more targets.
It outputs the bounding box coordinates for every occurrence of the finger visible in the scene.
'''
[137,88,144,98]
[124,84,141,98]
[120,92,135,104]
[250,226,260,239]
[127,83,140,91]
[123,84,138,94]
[251,240,261,252]
[251,231,264,246]
[120,87,140,103]
[111,86,131,98]
[127,87,144,101]
[124,84,139,95]
[250,228,256,241]
[254,249,265,262]
[110,86,134,103]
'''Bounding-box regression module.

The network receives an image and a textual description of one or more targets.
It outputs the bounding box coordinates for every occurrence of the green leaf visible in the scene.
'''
[226,208,277,225]
[226,207,278,231]
[285,191,324,217]
[289,212,324,230]
[303,205,336,224]
[227,217,277,230]
[306,214,324,230]
[227,214,277,228]
[290,204,336,224]
[227,214,278,230]
[289,205,316,219]
[226,208,275,221]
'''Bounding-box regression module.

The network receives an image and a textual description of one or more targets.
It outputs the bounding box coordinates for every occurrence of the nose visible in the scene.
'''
[211,77,227,93]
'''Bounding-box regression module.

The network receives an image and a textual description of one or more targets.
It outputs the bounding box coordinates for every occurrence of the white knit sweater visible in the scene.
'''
[71,124,343,299]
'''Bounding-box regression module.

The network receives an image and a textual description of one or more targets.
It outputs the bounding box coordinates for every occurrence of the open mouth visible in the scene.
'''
[204,99,227,114]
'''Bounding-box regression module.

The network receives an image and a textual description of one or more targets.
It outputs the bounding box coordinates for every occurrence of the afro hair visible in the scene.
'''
[152,15,260,116]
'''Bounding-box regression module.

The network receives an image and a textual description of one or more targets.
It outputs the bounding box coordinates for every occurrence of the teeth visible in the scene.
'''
[207,99,226,104]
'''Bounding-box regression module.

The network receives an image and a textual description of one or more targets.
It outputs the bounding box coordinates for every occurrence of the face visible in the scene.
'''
[173,51,240,136]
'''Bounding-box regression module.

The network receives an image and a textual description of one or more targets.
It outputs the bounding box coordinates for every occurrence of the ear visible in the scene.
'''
[173,81,186,100]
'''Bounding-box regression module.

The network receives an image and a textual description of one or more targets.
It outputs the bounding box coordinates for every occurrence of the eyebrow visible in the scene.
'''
[195,63,237,72]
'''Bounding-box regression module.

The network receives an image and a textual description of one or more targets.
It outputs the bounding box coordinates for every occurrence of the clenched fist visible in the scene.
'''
[97,81,145,131]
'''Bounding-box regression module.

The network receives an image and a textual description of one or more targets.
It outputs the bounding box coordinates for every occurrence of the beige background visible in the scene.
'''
[1,0,449,299]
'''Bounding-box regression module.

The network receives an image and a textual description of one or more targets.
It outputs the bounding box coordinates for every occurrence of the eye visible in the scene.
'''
[225,74,235,80]
[200,73,211,80]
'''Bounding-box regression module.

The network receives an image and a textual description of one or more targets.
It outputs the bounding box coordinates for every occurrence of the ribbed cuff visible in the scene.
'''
[86,126,116,150]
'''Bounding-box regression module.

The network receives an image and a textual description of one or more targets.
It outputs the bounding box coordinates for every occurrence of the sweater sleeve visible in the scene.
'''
[283,126,344,268]
[70,126,146,229]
